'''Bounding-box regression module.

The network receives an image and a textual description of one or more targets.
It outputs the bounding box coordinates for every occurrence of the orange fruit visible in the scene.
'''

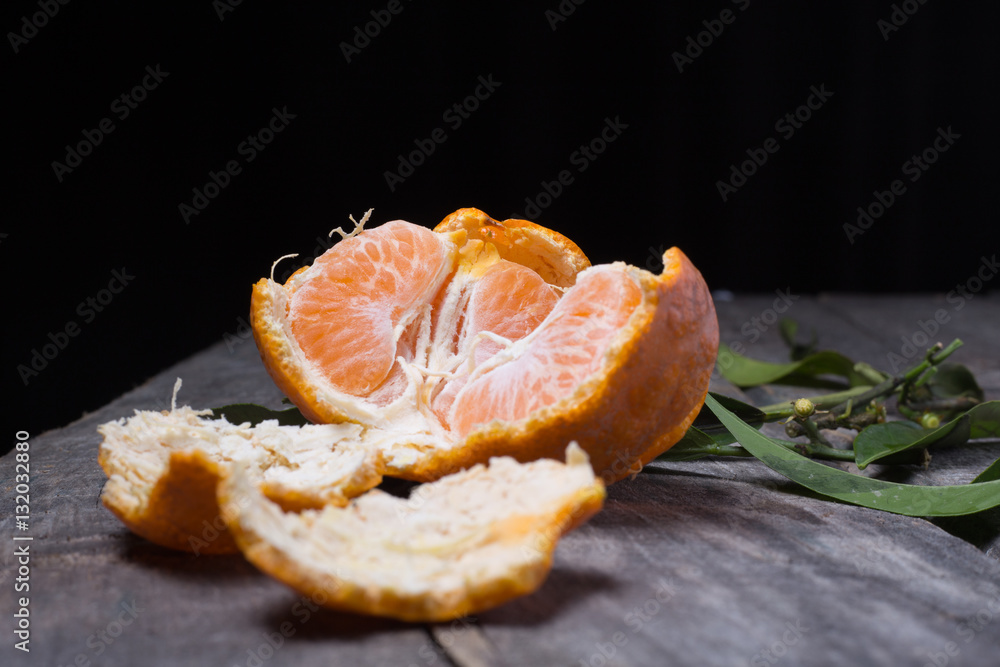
[218,443,605,622]
[250,208,719,484]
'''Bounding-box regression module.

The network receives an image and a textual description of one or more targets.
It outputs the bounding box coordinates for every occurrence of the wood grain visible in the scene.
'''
[2,294,998,667]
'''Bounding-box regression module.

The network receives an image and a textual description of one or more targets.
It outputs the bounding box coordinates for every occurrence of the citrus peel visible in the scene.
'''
[217,442,605,622]
[250,208,719,484]
[97,404,383,554]
[96,205,718,622]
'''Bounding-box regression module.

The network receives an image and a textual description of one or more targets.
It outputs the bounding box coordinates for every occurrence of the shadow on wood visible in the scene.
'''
[120,535,263,582]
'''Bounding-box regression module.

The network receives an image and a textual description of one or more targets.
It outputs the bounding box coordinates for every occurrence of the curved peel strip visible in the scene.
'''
[433,208,590,288]
[218,443,605,622]
[98,406,383,554]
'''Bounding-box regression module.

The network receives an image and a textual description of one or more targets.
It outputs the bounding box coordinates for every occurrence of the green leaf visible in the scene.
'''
[209,403,310,426]
[855,412,981,469]
[657,427,745,461]
[779,318,817,361]
[927,363,984,402]
[703,394,1000,517]
[778,318,798,349]
[966,401,1000,440]
[973,458,1000,484]
[694,392,766,428]
[853,421,926,469]
[673,426,715,448]
[716,344,867,389]
[850,401,1000,469]
[691,392,765,445]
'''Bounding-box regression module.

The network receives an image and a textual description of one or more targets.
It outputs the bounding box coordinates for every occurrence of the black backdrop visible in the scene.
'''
[4,1,998,444]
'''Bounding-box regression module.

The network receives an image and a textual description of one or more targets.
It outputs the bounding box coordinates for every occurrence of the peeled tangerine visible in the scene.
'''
[97,207,718,621]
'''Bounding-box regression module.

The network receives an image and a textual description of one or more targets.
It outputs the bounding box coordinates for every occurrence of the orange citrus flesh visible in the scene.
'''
[289,220,456,398]
[431,259,559,424]
[250,208,719,483]
[448,265,640,435]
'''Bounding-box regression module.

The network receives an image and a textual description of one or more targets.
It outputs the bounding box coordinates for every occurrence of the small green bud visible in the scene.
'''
[793,398,815,418]
[920,412,941,429]
[867,400,887,424]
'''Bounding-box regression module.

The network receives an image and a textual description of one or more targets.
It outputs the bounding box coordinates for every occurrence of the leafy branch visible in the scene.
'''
[658,320,1000,517]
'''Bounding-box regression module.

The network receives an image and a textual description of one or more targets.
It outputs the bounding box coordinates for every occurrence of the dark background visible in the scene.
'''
[4,1,997,445]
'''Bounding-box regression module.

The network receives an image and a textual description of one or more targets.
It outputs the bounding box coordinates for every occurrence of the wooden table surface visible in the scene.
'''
[3,294,1000,667]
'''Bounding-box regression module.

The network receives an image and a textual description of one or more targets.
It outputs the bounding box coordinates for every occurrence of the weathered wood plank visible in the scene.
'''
[1,341,436,667]
[472,295,1000,666]
[477,470,1000,666]
[2,295,999,667]
[819,292,1000,392]
[712,292,1000,561]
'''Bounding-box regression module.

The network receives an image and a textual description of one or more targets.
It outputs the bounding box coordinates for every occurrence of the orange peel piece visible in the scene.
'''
[97,404,383,554]
[433,207,591,288]
[217,443,605,622]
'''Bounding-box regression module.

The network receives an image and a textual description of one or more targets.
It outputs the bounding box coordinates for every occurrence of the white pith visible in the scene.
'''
[268,219,650,472]
[98,405,379,517]
[222,442,602,614]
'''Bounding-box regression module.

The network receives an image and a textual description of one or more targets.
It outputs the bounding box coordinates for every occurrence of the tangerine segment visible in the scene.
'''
[449,266,641,435]
[445,247,718,485]
[434,208,590,288]
[288,220,457,396]
[431,259,559,424]
[97,405,384,554]
[218,443,605,622]
[465,260,560,360]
